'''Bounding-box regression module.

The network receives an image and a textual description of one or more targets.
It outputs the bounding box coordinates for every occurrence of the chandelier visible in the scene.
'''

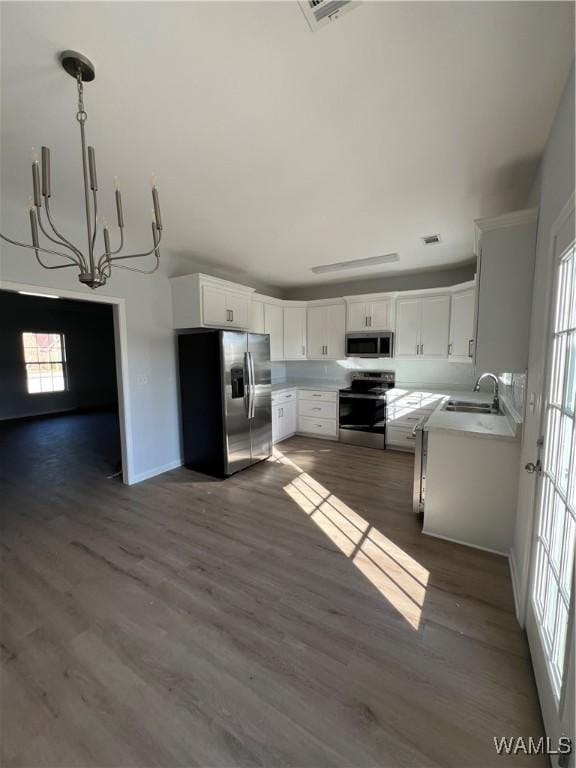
[0,51,163,289]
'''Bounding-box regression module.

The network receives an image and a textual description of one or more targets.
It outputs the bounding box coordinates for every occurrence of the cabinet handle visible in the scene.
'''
[279,407,283,417]
[231,309,234,322]
[420,344,424,355]
[312,407,322,411]
[312,394,322,397]
[302,345,305,356]
[368,316,372,327]
[416,343,419,355]
[448,342,453,355]
[468,339,474,358]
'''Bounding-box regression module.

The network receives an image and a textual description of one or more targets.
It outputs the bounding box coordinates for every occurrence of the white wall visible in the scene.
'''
[0,200,182,484]
[512,61,575,611]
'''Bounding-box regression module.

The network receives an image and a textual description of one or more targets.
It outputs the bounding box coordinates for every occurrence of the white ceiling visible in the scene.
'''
[1,1,574,288]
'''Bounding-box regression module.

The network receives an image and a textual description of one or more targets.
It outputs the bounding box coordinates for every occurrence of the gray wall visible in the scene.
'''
[280,262,476,301]
[512,61,575,615]
[0,290,118,420]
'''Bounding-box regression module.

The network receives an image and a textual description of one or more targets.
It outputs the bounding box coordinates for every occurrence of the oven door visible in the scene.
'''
[345,334,380,358]
[339,393,386,439]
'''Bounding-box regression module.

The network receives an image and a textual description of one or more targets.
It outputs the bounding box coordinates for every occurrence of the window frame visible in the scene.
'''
[21,331,69,395]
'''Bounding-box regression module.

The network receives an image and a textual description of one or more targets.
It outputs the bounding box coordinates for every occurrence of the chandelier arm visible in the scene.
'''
[36,208,83,266]
[34,250,78,270]
[97,228,124,271]
[0,231,81,263]
[108,229,162,262]
[44,197,86,268]
[113,258,160,275]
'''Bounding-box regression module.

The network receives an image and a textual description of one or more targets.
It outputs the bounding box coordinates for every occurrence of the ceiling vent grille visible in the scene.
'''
[299,0,360,31]
[421,234,442,245]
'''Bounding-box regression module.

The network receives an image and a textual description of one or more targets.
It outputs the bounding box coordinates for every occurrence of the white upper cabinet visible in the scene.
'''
[449,289,475,361]
[171,274,254,330]
[283,306,307,360]
[474,209,538,373]
[420,296,450,358]
[249,298,265,334]
[396,298,421,357]
[396,295,450,359]
[264,302,284,361]
[308,303,345,359]
[345,296,394,331]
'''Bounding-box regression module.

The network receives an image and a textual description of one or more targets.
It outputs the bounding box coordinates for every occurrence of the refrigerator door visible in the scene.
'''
[248,333,272,464]
[221,331,252,475]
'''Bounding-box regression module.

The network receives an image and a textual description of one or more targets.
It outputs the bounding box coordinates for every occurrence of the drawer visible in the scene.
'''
[387,408,430,429]
[386,425,417,451]
[298,416,337,438]
[298,389,337,403]
[298,400,337,419]
[272,389,297,405]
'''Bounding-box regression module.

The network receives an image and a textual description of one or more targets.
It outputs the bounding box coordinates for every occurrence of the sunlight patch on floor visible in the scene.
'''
[276,446,429,630]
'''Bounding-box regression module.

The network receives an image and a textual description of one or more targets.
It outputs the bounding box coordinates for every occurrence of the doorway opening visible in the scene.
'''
[0,289,123,484]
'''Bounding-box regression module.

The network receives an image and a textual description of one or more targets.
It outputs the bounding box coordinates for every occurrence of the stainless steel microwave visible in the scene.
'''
[345,332,394,358]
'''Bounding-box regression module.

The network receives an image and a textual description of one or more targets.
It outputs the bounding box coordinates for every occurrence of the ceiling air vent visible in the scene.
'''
[299,0,360,31]
[421,234,442,245]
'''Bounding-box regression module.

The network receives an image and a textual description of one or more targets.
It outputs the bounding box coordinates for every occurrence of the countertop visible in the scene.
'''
[271,380,342,393]
[423,394,521,441]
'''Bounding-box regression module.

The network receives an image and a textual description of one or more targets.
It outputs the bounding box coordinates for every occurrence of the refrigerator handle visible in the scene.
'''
[248,351,256,419]
[243,352,251,418]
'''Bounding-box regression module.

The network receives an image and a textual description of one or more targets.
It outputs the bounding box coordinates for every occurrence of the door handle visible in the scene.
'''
[248,351,256,419]
[525,460,542,474]
[243,352,251,417]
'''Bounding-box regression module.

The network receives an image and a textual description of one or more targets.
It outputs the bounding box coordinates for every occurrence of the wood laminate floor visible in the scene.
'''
[0,416,545,767]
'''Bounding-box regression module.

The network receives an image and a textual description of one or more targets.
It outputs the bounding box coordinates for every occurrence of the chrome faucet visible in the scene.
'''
[474,372,500,412]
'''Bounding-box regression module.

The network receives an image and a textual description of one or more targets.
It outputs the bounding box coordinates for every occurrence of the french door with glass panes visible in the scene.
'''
[526,203,575,766]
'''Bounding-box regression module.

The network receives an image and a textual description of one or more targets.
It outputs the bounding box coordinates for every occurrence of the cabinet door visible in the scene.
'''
[420,296,450,358]
[272,404,281,444]
[225,293,250,329]
[264,303,284,361]
[307,306,326,359]
[370,298,394,330]
[396,299,421,357]
[284,401,297,436]
[449,289,475,360]
[250,299,265,334]
[202,285,228,326]
[283,307,307,359]
[325,304,346,359]
[346,302,369,331]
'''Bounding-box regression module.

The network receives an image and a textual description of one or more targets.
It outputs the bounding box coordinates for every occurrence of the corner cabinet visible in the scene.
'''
[171,274,254,330]
[396,294,450,359]
[307,302,346,359]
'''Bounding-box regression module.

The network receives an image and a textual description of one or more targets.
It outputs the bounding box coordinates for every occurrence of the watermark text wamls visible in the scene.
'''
[494,735,572,756]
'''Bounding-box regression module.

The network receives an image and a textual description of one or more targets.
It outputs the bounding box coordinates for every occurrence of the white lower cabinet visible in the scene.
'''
[385,391,444,452]
[297,389,338,440]
[272,390,297,444]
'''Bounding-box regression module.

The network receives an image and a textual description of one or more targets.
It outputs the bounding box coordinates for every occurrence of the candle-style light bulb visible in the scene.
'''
[149,173,157,188]
[115,181,124,229]
[113,176,119,191]
[28,196,34,210]
[103,219,111,254]
[31,151,41,208]
[41,146,51,198]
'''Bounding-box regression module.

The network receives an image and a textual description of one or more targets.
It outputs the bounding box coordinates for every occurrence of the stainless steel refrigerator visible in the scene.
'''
[178,330,272,477]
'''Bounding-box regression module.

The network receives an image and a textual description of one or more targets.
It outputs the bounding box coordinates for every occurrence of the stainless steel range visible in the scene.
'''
[338,371,395,449]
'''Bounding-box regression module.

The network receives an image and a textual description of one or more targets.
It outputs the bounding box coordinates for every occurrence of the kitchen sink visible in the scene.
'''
[442,399,500,415]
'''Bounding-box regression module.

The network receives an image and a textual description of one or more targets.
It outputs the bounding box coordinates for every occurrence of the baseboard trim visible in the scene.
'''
[127,459,182,485]
[421,529,508,557]
[509,548,524,627]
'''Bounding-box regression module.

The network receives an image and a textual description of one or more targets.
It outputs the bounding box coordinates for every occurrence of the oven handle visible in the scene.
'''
[412,416,429,437]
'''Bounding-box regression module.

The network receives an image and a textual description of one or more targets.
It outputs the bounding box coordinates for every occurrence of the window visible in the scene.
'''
[22,332,67,394]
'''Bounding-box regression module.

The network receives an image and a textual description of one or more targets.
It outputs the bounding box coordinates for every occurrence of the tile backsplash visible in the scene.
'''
[276,359,477,390]
[498,372,527,420]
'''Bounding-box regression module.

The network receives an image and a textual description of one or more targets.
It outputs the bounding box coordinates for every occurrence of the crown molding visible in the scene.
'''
[474,208,539,255]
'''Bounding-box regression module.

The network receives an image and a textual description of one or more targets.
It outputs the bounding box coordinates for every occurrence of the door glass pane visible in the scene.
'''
[532,243,576,702]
